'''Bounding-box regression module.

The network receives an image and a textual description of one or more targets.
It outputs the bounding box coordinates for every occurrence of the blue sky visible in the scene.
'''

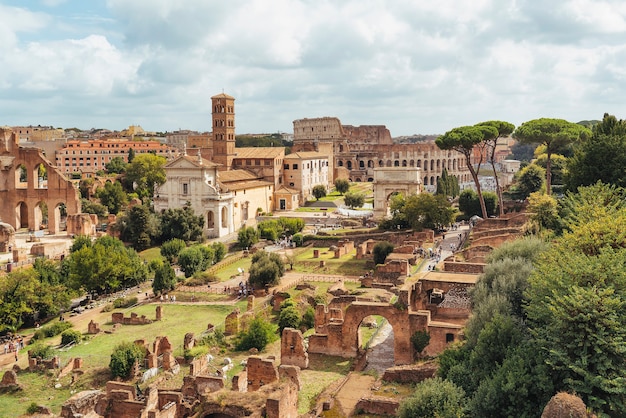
[2,0,626,136]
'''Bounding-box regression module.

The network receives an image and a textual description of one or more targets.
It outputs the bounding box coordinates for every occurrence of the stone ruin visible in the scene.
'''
[0,370,21,392]
[333,239,354,258]
[0,222,15,253]
[280,328,309,369]
[111,306,161,326]
[224,308,240,336]
[28,354,61,372]
[87,320,100,334]
[61,354,300,418]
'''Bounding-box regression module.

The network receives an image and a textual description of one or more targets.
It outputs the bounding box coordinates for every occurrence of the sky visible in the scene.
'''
[1,1,626,136]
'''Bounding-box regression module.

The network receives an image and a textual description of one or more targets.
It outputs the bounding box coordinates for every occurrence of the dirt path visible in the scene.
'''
[334,373,377,417]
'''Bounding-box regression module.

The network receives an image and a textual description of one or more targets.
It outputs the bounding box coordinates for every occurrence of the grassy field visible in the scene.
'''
[293,247,369,276]
[298,354,353,415]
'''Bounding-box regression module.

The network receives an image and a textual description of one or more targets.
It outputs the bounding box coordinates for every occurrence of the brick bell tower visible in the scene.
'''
[211,92,236,169]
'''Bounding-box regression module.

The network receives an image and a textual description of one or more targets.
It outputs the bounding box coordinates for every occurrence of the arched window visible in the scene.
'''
[394,160,400,167]
[402,160,407,167]
[207,211,214,228]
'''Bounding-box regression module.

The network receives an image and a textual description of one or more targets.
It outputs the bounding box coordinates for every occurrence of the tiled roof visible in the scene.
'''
[234,147,285,159]
[284,151,329,159]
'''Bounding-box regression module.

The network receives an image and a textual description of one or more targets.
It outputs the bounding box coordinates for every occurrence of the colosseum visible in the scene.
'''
[291,117,470,189]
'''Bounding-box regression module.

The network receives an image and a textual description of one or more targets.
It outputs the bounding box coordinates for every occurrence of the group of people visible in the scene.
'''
[159,294,176,302]
[3,337,23,362]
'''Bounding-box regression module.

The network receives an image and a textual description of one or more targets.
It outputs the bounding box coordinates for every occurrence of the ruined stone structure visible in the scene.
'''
[291,117,470,188]
[373,166,422,218]
[280,328,309,369]
[309,268,479,362]
[87,320,100,334]
[111,312,152,325]
[0,127,80,233]
[0,222,15,252]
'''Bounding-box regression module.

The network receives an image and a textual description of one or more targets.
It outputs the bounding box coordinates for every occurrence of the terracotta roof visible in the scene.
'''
[223,179,273,191]
[166,154,220,168]
[218,169,260,182]
[274,185,299,194]
[284,151,328,159]
[211,93,235,100]
[234,147,285,159]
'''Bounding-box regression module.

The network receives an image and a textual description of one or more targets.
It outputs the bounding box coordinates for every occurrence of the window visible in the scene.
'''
[284,164,289,169]
[292,164,298,169]
[183,183,188,195]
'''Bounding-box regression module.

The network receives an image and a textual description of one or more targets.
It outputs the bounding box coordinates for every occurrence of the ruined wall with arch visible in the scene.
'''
[0,127,80,233]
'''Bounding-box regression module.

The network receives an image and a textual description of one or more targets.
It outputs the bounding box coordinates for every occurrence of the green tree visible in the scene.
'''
[343,191,365,209]
[372,241,394,265]
[248,251,284,289]
[437,125,496,219]
[513,118,591,194]
[566,113,626,190]
[177,245,213,278]
[258,219,282,241]
[160,238,187,264]
[334,178,350,195]
[516,164,545,198]
[312,185,327,200]
[397,377,467,418]
[80,199,108,218]
[526,192,560,233]
[152,260,177,295]
[97,181,128,215]
[67,236,148,294]
[124,153,167,200]
[118,205,159,251]
[159,203,204,243]
[535,153,568,186]
[278,305,301,332]
[212,242,227,263]
[109,342,145,379]
[236,317,278,351]
[411,330,431,357]
[436,167,460,198]
[237,226,259,249]
[278,217,305,235]
[105,156,128,174]
[475,121,515,216]
[127,148,135,163]
[403,193,456,231]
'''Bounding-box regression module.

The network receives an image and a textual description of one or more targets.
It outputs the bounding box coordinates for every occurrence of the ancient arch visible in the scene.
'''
[373,167,421,219]
[15,202,28,229]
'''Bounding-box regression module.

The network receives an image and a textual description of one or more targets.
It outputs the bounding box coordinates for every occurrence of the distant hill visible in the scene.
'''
[393,134,440,144]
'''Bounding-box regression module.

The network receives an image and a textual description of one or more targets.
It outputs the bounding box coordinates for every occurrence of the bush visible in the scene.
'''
[184,345,209,361]
[248,251,285,289]
[185,272,219,286]
[61,329,83,346]
[278,305,301,332]
[212,242,227,263]
[109,342,146,379]
[31,321,73,342]
[411,330,431,355]
[160,238,186,264]
[301,306,316,329]
[236,318,278,351]
[397,377,467,418]
[113,296,138,309]
[28,343,55,360]
[373,241,394,265]
[292,233,303,247]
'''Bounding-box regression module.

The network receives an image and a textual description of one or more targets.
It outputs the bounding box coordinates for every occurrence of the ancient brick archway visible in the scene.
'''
[0,128,80,233]
[341,302,412,365]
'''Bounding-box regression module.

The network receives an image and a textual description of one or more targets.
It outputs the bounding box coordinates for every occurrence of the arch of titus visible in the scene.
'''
[373,167,422,218]
[0,127,81,233]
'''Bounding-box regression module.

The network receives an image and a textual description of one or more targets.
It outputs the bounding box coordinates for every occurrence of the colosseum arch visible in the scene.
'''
[373,167,421,219]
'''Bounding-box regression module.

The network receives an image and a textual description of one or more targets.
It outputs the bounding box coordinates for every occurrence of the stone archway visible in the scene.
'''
[373,167,422,219]
[341,302,412,365]
[15,202,28,229]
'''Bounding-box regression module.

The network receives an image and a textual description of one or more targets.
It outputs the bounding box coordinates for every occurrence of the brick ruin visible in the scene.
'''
[111,306,162,326]
[0,127,81,234]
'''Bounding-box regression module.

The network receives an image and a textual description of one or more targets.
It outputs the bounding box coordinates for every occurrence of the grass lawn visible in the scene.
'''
[211,256,252,282]
[293,248,369,276]
[298,354,353,415]
[139,247,162,263]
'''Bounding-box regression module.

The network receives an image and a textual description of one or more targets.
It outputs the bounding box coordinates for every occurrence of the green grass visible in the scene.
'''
[359,315,386,349]
[138,247,162,263]
[211,256,252,282]
[293,248,369,276]
[0,371,75,418]
[298,354,353,415]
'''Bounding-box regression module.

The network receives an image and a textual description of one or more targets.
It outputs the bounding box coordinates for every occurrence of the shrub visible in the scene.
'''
[101,303,114,313]
[236,318,278,351]
[212,242,227,263]
[61,329,83,346]
[31,321,73,342]
[373,241,394,265]
[301,306,315,329]
[397,377,467,418]
[278,306,301,333]
[109,342,146,379]
[113,296,138,309]
[160,238,186,264]
[185,272,219,286]
[292,233,303,247]
[27,403,39,415]
[28,343,55,360]
[411,330,431,355]
[184,345,209,361]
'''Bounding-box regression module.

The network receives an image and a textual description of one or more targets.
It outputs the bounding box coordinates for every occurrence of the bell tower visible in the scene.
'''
[211,93,236,168]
